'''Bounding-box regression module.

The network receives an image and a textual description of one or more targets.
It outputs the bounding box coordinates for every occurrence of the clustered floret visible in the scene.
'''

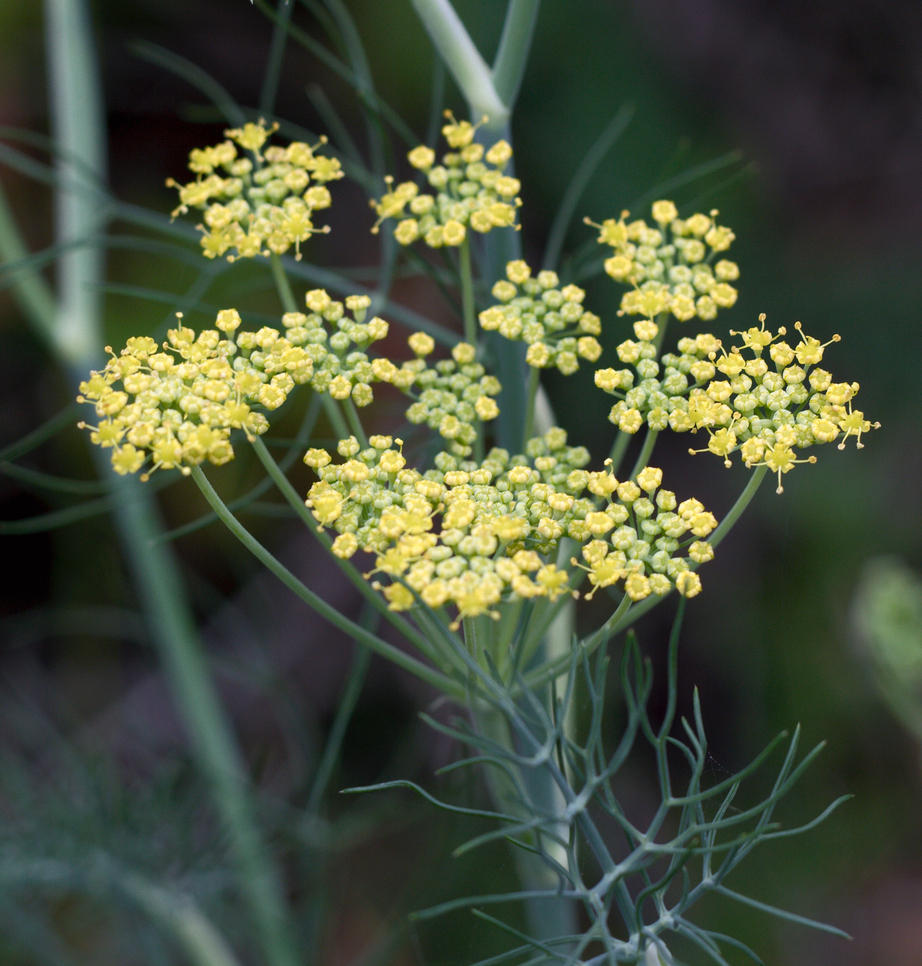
[683,315,879,491]
[402,338,501,456]
[478,261,603,374]
[77,118,880,626]
[305,428,714,625]
[370,113,521,248]
[281,289,417,408]
[76,290,506,476]
[77,308,313,478]
[594,314,878,493]
[589,200,739,323]
[594,319,722,434]
[167,120,343,261]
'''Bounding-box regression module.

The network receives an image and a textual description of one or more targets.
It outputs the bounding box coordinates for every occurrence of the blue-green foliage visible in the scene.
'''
[351,612,849,965]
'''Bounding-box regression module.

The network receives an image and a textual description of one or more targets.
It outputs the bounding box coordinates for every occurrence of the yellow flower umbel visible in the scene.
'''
[402,339,502,456]
[589,201,739,323]
[370,112,521,248]
[279,289,421,408]
[77,309,314,478]
[305,428,716,626]
[479,261,603,375]
[167,120,343,261]
[682,315,879,492]
[594,319,722,435]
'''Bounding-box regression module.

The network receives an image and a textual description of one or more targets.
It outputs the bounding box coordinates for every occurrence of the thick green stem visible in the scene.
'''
[491,0,541,107]
[191,466,463,698]
[410,0,508,123]
[44,0,106,365]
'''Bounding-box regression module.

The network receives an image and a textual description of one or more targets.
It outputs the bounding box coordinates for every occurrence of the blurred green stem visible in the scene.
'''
[37,5,300,964]
[249,435,459,673]
[44,0,106,365]
[459,236,476,346]
[629,428,659,478]
[191,466,464,698]
[410,0,508,123]
[492,0,541,107]
[121,873,245,966]
[523,365,539,445]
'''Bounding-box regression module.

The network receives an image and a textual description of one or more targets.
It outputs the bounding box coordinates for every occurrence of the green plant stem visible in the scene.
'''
[458,236,484,461]
[524,593,633,691]
[121,872,245,966]
[459,236,477,347]
[258,0,292,116]
[249,435,455,668]
[106,471,300,966]
[629,428,658,479]
[410,0,507,123]
[608,429,632,475]
[491,0,541,107]
[44,0,106,365]
[191,466,464,698]
[0,184,58,345]
[709,464,769,548]
[522,365,539,446]
[342,397,368,446]
[306,621,372,813]
[38,6,298,963]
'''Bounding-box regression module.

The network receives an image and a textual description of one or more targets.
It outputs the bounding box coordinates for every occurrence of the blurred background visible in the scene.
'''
[1,1,920,963]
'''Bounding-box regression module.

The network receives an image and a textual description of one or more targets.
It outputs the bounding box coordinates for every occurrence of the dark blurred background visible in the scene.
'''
[1,1,920,964]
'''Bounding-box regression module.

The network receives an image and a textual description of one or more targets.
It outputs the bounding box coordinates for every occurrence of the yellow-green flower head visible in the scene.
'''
[305,428,715,624]
[594,319,723,435]
[77,309,315,479]
[403,341,502,456]
[479,261,602,375]
[370,112,521,248]
[277,289,420,408]
[167,120,344,261]
[587,201,739,323]
[680,315,879,492]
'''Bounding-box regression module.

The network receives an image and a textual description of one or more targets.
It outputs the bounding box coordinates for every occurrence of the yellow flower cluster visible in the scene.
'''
[167,120,343,261]
[370,113,521,248]
[478,261,603,374]
[283,289,419,408]
[683,316,879,491]
[402,338,501,456]
[589,200,739,323]
[304,429,715,625]
[77,308,313,478]
[594,319,722,434]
